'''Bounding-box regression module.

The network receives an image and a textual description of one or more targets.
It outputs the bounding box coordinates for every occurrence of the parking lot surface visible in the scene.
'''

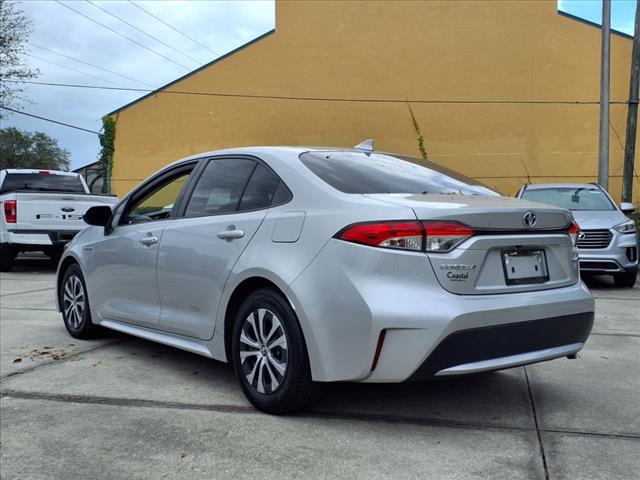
[1,256,638,479]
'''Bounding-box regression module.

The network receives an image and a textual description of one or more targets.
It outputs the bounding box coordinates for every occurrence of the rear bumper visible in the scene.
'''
[3,230,80,247]
[406,312,593,380]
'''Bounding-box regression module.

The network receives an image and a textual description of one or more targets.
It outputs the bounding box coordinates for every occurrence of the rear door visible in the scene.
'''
[156,157,287,339]
[89,164,195,327]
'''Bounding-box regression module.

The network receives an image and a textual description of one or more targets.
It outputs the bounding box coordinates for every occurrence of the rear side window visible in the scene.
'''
[239,164,289,211]
[0,173,85,193]
[299,151,498,196]
[185,159,256,217]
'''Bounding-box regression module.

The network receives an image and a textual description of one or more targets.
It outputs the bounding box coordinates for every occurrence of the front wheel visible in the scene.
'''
[614,269,637,288]
[232,288,317,414]
[60,264,101,339]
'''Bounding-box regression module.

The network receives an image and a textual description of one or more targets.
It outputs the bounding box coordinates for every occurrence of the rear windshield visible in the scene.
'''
[299,151,499,196]
[0,173,85,194]
[520,187,615,211]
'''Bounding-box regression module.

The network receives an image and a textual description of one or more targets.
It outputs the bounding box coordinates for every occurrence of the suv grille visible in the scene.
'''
[577,229,613,249]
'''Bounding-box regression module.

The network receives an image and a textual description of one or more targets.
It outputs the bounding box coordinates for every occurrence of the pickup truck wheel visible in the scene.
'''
[0,244,15,272]
[60,264,101,339]
[232,288,318,414]
[614,269,637,288]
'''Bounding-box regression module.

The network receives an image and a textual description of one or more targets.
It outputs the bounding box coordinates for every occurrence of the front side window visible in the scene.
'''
[122,168,193,224]
[299,151,499,196]
[520,187,615,211]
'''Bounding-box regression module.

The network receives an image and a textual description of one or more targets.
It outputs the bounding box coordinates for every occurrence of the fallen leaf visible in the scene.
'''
[12,358,22,364]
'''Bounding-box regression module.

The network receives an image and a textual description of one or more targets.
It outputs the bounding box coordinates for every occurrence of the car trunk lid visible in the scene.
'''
[364,193,579,294]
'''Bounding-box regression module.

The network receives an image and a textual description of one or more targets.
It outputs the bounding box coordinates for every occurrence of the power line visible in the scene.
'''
[29,42,155,88]
[127,0,219,56]
[0,106,101,135]
[54,0,190,71]
[86,0,202,65]
[2,79,632,105]
[29,53,123,87]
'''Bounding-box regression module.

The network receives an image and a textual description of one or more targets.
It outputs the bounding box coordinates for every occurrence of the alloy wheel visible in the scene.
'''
[62,275,86,329]
[239,308,288,394]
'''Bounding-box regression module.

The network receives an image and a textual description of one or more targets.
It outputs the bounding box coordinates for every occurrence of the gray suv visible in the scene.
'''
[516,183,638,287]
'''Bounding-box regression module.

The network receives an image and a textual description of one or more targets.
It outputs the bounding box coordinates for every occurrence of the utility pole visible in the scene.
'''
[622,1,640,202]
[598,0,611,190]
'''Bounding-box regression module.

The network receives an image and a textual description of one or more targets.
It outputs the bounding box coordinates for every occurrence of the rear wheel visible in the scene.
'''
[614,269,637,288]
[0,244,15,272]
[60,264,101,339]
[232,288,317,414]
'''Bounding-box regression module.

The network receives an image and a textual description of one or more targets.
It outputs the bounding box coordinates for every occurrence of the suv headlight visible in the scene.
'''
[613,221,637,234]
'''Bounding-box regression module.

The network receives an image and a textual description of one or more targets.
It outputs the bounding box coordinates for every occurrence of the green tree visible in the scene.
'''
[0,0,39,114]
[0,127,71,171]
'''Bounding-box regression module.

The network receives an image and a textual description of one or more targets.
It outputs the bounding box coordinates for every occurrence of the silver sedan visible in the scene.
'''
[56,145,595,413]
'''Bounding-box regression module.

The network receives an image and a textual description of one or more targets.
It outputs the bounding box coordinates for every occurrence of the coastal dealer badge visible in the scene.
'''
[440,263,477,281]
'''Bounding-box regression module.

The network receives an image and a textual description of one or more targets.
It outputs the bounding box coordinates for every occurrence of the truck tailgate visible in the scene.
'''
[13,192,117,232]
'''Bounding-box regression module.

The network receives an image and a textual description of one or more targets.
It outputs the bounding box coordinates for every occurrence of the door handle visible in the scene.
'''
[217,228,245,240]
[139,236,159,246]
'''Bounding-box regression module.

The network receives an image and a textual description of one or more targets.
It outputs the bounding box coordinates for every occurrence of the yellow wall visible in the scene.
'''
[111,0,640,202]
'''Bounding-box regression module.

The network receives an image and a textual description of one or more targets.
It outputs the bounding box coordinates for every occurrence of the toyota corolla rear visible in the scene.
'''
[284,150,594,383]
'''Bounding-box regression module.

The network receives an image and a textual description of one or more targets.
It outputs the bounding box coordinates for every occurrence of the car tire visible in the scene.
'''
[60,264,101,339]
[232,288,318,414]
[0,244,15,272]
[613,269,637,288]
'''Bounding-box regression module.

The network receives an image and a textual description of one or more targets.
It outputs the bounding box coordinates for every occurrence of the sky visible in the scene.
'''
[0,0,637,171]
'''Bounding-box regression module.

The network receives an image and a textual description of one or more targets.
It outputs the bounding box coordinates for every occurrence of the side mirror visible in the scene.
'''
[620,202,635,214]
[84,206,113,227]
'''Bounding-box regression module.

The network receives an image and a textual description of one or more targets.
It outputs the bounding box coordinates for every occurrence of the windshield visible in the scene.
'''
[0,173,85,194]
[520,187,616,211]
[299,151,499,196]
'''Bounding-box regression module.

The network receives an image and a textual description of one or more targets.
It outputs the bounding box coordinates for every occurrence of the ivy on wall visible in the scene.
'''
[98,115,116,194]
[406,101,428,161]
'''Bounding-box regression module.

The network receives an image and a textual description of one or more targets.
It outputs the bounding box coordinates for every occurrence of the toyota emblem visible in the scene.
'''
[523,211,537,228]
[578,231,586,240]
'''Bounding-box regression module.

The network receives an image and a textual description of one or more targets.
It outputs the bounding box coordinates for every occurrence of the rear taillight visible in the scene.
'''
[338,221,423,251]
[568,221,580,246]
[3,200,16,223]
[422,221,474,252]
[336,220,474,252]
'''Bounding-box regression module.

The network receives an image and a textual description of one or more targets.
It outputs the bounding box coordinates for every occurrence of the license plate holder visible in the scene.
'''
[501,248,549,285]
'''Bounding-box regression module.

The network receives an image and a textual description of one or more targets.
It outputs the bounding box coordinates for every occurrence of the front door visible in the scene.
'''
[90,165,194,328]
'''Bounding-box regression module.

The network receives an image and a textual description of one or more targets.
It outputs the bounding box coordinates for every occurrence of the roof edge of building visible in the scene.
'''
[557,10,633,40]
[106,28,277,117]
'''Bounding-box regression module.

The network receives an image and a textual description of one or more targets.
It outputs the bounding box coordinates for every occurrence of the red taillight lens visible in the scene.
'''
[336,220,474,252]
[3,200,17,223]
[38,170,50,174]
[568,221,580,246]
[338,221,423,251]
[422,221,474,252]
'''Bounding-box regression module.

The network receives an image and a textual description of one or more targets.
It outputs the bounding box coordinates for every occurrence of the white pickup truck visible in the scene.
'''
[0,169,118,271]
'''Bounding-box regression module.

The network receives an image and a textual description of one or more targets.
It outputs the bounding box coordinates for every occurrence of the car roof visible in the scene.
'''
[522,183,602,190]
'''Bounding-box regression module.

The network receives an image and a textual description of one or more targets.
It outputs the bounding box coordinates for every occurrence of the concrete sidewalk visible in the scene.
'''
[1,256,638,479]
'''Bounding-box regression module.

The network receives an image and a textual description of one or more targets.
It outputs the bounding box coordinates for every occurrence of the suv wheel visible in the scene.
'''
[0,244,15,272]
[613,269,637,288]
[232,288,317,414]
[60,264,101,338]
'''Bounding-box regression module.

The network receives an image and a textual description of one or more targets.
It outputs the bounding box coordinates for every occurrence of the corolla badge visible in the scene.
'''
[523,211,537,228]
